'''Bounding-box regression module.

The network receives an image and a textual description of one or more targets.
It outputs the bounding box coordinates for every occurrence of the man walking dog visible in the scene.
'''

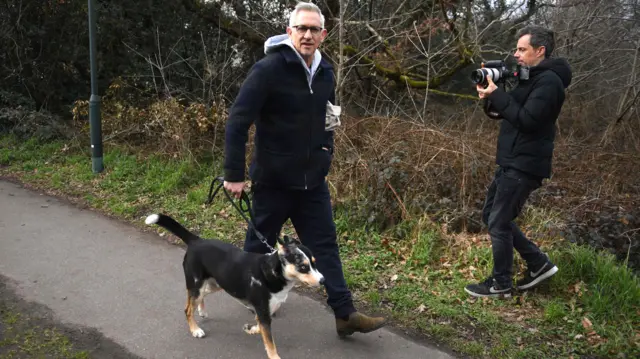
[465,25,572,297]
[223,2,386,337]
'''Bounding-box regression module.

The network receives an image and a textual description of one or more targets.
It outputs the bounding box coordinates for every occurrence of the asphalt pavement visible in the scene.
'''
[0,179,455,359]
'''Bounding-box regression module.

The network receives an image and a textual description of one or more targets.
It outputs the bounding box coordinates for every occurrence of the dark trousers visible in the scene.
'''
[243,181,356,318]
[482,167,547,287]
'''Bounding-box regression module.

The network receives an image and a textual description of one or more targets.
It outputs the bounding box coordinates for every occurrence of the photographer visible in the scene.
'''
[465,25,572,297]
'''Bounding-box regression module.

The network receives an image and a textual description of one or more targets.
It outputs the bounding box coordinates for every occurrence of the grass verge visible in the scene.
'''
[1,134,638,358]
[0,274,141,359]
[0,308,89,359]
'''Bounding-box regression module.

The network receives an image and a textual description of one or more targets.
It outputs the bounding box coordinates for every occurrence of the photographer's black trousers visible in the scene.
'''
[243,181,356,319]
[483,166,548,287]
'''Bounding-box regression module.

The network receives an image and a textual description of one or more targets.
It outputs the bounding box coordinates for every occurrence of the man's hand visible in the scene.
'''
[477,75,498,99]
[223,181,246,199]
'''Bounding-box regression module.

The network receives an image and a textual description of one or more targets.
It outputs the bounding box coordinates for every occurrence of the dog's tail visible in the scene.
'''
[145,213,200,245]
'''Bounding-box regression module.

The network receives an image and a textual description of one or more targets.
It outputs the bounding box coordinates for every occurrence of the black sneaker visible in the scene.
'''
[464,277,512,298]
[516,257,558,290]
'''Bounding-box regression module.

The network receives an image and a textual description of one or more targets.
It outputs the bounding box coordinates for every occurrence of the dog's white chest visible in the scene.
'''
[269,283,293,315]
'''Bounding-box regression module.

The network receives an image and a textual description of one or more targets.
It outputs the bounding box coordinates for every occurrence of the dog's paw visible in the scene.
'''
[243,323,260,335]
[191,328,206,338]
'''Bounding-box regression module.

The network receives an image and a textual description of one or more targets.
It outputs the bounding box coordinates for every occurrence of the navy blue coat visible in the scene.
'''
[224,45,335,190]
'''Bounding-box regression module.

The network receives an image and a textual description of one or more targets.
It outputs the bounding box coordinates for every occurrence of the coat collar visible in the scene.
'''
[279,46,333,70]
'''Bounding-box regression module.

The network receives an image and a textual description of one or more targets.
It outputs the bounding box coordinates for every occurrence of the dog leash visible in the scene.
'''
[206,176,277,253]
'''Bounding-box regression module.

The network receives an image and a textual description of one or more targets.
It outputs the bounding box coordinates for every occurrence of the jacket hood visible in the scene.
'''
[532,57,572,88]
[264,34,291,55]
[263,34,322,76]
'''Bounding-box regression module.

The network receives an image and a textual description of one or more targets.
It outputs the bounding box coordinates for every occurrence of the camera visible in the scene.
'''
[470,60,528,87]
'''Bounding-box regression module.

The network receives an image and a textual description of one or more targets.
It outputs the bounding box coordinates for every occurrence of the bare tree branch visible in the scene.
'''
[181,0,265,46]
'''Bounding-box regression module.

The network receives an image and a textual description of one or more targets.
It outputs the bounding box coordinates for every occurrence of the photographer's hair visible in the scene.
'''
[289,2,325,28]
[517,25,555,58]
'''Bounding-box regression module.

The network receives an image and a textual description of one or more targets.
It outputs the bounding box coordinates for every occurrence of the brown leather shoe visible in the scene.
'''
[336,312,387,338]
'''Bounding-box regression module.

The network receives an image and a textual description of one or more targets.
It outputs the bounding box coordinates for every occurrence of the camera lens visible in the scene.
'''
[470,69,487,84]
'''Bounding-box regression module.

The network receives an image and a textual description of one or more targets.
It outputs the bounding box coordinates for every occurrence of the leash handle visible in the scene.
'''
[206,177,276,252]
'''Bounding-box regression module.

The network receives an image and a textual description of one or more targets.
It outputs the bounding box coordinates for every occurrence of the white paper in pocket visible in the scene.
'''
[325,101,341,131]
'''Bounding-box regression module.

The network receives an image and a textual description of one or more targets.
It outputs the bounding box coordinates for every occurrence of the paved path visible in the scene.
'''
[0,179,455,359]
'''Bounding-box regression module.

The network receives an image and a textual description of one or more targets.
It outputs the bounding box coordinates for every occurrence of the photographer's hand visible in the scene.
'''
[476,75,498,99]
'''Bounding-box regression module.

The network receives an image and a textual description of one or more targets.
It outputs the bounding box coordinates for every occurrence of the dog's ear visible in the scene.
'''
[276,235,288,254]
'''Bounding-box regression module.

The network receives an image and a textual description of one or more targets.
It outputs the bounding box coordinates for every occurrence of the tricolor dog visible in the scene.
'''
[145,213,324,359]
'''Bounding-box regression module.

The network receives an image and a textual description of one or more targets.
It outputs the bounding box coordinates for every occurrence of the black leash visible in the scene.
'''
[205,176,276,253]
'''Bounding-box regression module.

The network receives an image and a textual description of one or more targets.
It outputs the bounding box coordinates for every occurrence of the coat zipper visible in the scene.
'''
[304,65,321,190]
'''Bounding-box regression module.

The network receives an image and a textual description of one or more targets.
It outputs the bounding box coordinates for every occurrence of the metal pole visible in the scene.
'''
[88,0,103,173]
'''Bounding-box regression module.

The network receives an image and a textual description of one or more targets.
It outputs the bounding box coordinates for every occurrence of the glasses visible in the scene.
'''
[292,25,323,35]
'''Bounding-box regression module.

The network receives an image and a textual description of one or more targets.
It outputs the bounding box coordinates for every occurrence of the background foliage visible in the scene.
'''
[2,0,638,268]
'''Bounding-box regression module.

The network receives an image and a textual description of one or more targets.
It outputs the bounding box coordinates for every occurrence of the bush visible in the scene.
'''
[331,115,495,232]
[0,91,71,141]
[71,78,228,155]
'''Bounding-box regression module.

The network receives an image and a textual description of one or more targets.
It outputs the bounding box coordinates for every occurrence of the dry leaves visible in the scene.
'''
[456,265,479,280]
[569,281,587,297]
[380,237,407,260]
[218,209,230,219]
[580,316,607,346]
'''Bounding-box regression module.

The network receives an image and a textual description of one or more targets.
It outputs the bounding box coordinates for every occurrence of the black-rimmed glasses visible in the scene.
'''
[292,25,323,35]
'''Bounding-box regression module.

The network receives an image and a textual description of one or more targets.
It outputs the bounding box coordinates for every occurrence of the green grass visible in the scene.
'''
[0,309,89,359]
[1,133,639,358]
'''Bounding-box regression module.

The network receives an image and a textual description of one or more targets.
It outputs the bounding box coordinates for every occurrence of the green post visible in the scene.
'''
[88,0,103,173]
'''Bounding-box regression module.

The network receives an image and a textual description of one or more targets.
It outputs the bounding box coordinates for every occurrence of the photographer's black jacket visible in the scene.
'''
[485,58,572,178]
